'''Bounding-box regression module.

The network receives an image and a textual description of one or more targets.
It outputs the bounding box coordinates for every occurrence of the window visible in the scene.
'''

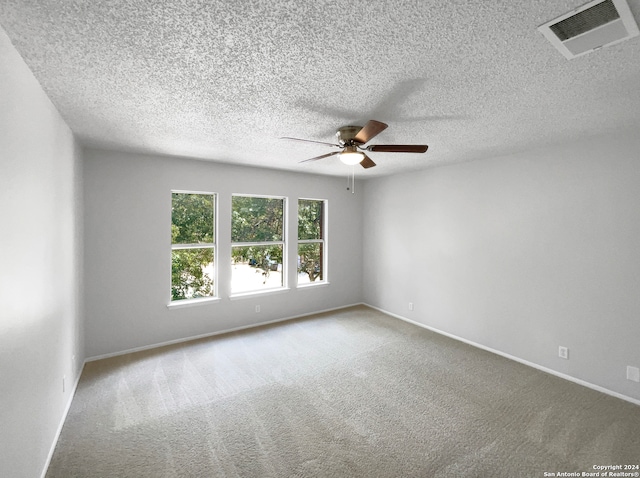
[297,199,326,285]
[171,192,216,302]
[231,195,285,294]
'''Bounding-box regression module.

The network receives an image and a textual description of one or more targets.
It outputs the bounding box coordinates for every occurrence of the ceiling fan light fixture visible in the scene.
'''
[339,146,364,165]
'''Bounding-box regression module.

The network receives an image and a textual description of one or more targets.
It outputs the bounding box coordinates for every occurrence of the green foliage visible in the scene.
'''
[171,193,215,301]
[172,193,214,244]
[232,196,283,243]
[171,248,214,300]
[231,196,284,278]
[298,200,324,281]
[232,245,283,271]
[298,199,323,240]
[170,194,325,298]
[298,243,323,282]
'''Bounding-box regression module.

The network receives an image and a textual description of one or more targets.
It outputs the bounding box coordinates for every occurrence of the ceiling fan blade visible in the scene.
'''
[359,154,376,169]
[299,151,340,163]
[354,120,388,144]
[367,144,429,153]
[280,137,340,148]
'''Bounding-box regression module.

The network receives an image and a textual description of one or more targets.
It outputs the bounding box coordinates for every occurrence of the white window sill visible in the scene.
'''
[167,297,221,309]
[297,281,330,289]
[229,287,290,301]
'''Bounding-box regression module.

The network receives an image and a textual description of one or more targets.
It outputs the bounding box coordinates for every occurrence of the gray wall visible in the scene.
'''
[83,148,363,358]
[362,131,640,402]
[0,27,84,478]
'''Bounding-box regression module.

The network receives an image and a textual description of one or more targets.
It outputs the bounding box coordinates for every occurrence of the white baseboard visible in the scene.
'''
[86,302,364,362]
[40,362,85,478]
[365,303,640,407]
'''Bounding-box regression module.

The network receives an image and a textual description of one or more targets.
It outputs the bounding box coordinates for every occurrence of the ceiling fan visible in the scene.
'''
[281,120,428,169]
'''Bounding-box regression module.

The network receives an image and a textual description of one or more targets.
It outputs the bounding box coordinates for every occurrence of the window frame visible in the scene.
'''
[230,193,288,297]
[168,190,218,306]
[297,197,327,287]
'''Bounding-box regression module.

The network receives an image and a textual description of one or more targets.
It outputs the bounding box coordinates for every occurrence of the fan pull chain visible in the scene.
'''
[352,166,355,194]
[346,168,355,194]
[346,167,355,194]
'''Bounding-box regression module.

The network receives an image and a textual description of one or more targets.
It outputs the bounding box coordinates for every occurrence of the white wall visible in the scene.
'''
[363,131,640,402]
[83,148,363,358]
[0,27,84,478]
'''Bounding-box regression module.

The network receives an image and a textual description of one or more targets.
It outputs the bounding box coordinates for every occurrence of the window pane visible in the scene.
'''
[298,243,323,284]
[232,245,283,293]
[171,248,214,301]
[232,196,283,242]
[298,199,323,240]
[172,193,214,244]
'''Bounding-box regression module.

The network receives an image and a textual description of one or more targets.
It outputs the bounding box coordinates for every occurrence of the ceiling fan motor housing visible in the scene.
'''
[336,125,363,145]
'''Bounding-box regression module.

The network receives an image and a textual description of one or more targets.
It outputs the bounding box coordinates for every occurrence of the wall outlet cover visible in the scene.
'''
[559,346,569,359]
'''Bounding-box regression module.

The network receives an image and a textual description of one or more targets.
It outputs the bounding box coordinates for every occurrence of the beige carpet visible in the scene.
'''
[47,306,640,477]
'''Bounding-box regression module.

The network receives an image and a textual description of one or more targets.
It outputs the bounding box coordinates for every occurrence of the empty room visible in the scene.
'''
[2,1,640,477]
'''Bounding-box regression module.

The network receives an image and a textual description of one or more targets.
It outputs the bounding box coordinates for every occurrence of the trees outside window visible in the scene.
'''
[170,193,325,300]
[171,192,216,301]
[298,199,326,285]
[231,195,285,294]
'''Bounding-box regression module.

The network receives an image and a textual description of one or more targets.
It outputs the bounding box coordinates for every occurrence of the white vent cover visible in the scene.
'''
[538,0,639,59]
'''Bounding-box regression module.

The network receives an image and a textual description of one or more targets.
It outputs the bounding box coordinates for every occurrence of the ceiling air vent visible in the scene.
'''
[538,0,639,59]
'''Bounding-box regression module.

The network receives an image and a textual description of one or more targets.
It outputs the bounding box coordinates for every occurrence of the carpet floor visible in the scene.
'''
[46,305,640,477]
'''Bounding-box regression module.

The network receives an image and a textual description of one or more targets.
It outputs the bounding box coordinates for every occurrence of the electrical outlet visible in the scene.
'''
[63,375,66,393]
[255,305,260,313]
[558,346,569,359]
[408,302,414,311]
[627,366,640,382]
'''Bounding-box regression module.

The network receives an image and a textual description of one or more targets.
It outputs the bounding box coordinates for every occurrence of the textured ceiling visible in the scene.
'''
[1,0,640,177]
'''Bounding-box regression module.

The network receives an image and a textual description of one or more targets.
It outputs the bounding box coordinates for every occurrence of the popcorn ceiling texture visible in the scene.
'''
[1,0,640,177]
